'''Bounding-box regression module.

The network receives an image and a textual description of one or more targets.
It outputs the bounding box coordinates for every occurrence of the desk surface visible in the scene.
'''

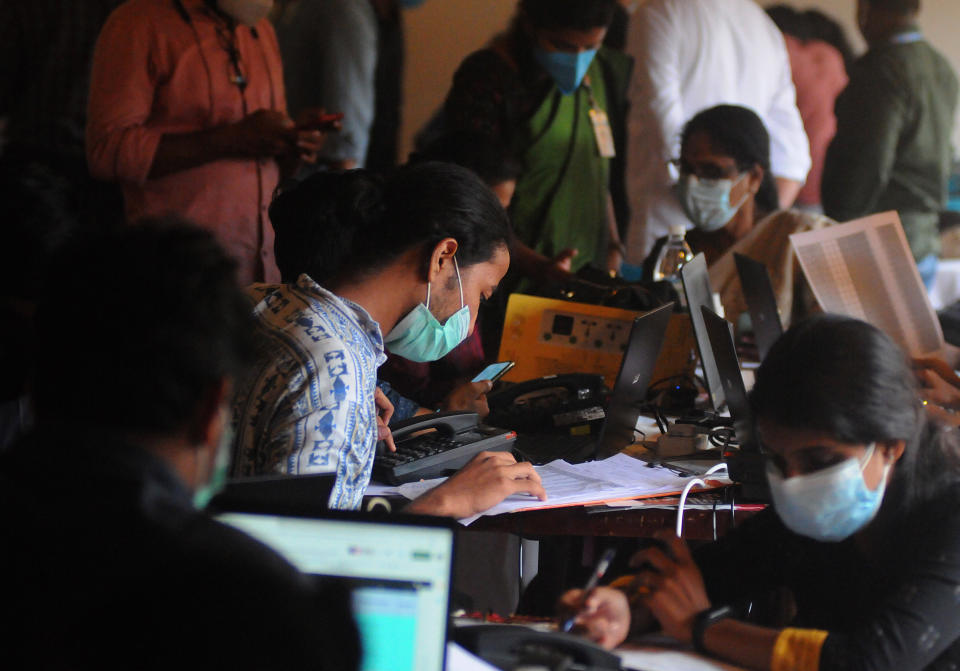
[469,497,759,541]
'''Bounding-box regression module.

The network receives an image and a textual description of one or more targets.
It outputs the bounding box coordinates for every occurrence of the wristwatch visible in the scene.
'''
[691,604,735,655]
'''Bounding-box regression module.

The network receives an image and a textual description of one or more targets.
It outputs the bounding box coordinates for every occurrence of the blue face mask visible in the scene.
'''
[384,258,471,363]
[766,443,891,542]
[532,47,598,95]
[676,173,749,232]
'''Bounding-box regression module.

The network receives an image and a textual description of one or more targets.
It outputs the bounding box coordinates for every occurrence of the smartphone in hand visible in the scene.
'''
[472,361,516,383]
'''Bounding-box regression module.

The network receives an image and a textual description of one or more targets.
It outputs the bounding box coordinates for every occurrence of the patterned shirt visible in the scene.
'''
[232,275,386,510]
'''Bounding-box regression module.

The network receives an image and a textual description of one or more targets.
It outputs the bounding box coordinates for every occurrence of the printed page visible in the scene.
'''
[789,212,944,356]
[397,454,729,526]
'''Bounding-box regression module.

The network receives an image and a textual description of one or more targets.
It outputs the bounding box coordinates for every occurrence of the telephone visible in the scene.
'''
[453,623,621,671]
[372,411,516,485]
[486,373,609,465]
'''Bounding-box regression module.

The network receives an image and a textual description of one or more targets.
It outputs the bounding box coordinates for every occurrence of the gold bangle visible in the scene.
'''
[770,628,829,671]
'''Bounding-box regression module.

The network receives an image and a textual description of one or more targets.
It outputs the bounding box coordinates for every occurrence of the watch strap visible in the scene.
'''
[691,604,735,655]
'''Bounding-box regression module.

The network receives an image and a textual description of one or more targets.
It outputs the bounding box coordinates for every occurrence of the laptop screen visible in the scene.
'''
[217,510,454,671]
[701,305,755,451]
[596,302,673,459]
[734,253,783,361]
[680,253,726,411]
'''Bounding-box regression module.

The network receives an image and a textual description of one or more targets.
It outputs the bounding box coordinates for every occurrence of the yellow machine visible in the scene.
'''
[497,294,695,387]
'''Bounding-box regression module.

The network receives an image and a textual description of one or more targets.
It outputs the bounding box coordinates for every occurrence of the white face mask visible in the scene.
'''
[766,442,891,542]
[676,172,749,232]
[216,0,273,26]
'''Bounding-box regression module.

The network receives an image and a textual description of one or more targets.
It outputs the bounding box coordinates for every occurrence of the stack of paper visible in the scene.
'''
[790,212,945,357]
[392,454,729,526]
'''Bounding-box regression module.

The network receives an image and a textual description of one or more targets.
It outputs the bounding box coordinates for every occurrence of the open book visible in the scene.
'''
[790,211,945,357]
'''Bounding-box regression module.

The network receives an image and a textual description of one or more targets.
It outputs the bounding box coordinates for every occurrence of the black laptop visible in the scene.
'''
[734,253,784,361]
[701,305,768,499]
[680,253,726,411]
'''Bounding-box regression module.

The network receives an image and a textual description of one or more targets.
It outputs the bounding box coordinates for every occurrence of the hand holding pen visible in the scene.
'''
[560,547,617,633]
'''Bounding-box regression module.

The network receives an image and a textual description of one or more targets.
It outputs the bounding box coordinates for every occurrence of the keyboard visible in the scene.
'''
[372,411,517,485]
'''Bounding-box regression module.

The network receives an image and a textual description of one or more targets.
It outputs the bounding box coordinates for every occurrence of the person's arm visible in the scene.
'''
[775,178,804,210]
[402,451,546,518]
[304,0,378,167]
[510,240,577,287]
[631,1,687,161]
[822,58,906,222]
[86,6,315,184]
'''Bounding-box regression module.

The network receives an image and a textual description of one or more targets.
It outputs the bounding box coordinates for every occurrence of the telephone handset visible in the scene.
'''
[453,624,621,670]
[372,411,516,485]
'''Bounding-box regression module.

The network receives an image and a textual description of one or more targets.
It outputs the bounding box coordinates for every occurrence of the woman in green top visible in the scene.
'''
[443,0,632,287]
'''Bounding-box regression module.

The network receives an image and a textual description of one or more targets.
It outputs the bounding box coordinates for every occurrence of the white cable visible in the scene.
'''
[675,464,729,538]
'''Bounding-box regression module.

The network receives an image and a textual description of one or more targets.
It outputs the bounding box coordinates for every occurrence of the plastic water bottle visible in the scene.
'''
[652,224,694,309]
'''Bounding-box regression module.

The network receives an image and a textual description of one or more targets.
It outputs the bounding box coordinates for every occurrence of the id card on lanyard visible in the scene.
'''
[584,76,616,159]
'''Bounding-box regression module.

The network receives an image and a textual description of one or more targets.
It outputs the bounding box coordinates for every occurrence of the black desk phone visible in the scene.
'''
[453,623,621,671]
[486,373,609,465]
[372,411,516,485]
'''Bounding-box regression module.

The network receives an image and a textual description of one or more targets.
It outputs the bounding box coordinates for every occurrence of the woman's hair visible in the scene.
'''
[269,162,512,285]
[749,314,960,511]
[412,130,522,187]
[519,0,618,31]
[680,105,780,214]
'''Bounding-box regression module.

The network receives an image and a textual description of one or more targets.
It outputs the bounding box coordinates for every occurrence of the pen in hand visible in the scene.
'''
[561,547,617,633]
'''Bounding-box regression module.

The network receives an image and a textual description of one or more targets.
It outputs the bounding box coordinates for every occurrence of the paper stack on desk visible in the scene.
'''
[392,454,729,526]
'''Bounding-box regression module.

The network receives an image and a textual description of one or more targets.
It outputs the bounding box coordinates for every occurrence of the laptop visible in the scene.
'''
[210,472,336,510]
[593,302,675,459]
[701,306,751,442]
[216,506,456,671]
[701,305,768,499]
[680,253,725,411]
[734,253,784,361]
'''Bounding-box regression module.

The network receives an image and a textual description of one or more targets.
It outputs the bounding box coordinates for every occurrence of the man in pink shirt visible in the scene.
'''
[87,0,326,284]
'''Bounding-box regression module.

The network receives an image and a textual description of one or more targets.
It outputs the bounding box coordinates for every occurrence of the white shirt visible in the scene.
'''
[624,0,811,261]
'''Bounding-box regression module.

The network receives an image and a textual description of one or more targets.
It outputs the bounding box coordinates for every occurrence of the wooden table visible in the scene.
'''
[470,496,759,541]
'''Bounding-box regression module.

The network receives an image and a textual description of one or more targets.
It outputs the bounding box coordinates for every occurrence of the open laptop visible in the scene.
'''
[734,253,784,361]
[702,305,768,499]
[216,507,455,671]
[592,302,675,459]
[680,253,725,411]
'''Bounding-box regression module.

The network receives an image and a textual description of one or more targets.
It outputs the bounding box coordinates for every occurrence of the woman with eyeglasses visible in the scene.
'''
[642,104,834,328]
[562,314,960,670]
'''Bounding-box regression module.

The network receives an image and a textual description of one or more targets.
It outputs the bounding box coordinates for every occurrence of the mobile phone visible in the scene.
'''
[472,361,516,383]
[298,112,343,131]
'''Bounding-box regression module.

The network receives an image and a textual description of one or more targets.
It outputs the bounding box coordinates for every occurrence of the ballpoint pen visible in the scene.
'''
[561,547,617,633]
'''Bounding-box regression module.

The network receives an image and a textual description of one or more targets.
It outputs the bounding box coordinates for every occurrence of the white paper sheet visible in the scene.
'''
[445,643,501,671]
[790,212,945,356]
[617,648,739,671]
[395,453,729,525]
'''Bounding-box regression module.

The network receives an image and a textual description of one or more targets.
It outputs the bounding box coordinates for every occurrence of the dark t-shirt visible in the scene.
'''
[696,483,960,670]
[0,428,360,670]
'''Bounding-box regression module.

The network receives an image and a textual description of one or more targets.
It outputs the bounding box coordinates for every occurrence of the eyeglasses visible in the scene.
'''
[668,158,741,182]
